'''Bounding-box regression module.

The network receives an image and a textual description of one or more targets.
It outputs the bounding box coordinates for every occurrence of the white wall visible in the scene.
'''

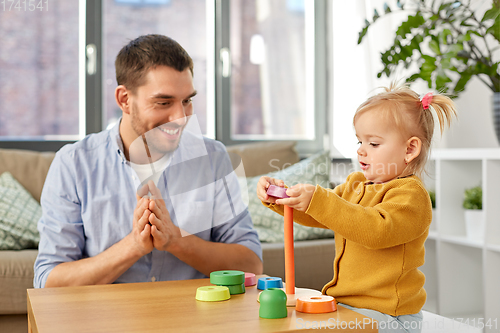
[445,77,498,149]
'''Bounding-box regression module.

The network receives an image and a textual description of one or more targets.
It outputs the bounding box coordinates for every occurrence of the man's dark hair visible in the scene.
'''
[115,34,194,92]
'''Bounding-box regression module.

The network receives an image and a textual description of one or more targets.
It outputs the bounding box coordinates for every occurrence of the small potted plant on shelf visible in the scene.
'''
[428,190,437,231]
[463,185,484,241]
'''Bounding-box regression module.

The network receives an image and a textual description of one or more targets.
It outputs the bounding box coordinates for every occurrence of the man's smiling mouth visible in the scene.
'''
[158,127,180,135]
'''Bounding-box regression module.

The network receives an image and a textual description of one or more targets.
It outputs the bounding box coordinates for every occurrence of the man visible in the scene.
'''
[34,35,263,288]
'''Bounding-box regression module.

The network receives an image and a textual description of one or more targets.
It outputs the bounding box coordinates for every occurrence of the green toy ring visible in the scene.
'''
[210,270,245,286]
[224,283,245,295]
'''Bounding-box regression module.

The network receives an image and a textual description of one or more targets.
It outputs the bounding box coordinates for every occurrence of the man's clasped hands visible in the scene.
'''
[130,180,187,256]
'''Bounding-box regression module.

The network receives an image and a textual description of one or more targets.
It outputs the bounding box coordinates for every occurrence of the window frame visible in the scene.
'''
[0,0,101,152]
[215,0,328,156]
[0,0,328,157]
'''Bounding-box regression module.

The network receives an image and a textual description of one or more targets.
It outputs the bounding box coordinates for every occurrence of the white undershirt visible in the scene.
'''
[130,153,172,186]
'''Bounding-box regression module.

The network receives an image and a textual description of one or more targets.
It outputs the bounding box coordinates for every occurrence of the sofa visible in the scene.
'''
[0,141,335,333]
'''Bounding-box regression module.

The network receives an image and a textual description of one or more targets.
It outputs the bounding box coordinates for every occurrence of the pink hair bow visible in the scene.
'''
[421,92,433,110]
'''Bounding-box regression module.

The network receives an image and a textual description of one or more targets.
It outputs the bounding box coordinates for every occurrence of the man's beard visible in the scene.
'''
[130,102,184,157]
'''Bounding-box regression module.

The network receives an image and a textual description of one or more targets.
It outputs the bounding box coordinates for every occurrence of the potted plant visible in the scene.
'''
[428,189,437,230]
[462,185,484,241]
[358,0,500,143]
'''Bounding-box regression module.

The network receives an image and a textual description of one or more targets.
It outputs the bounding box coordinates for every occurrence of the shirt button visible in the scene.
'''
[132,176,136,180]
[151,276,156,282]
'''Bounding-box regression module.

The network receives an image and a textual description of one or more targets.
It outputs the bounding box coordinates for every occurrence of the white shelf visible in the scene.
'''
[432,148,500,160]
[423,298,437,314]
[440,235,484,249]
[427,151,499,331]
[427,231,438,240]
[486,243,500,252]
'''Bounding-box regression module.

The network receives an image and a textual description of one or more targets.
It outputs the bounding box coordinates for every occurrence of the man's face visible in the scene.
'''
[127,66,196,157]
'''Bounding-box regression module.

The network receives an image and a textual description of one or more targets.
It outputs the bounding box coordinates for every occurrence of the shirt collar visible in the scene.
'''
[109,117,126,164]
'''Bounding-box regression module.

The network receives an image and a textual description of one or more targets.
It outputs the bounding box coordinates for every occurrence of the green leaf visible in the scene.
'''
[396,14,426,38]
[453,71,472,93]
[358,26,369,44]
[481,4,500,22]
[420,56,437,87]
[439,29,452,44]
[440,57,452,70]
[447,43,464,54]
[384,2,392,14]
[400,45,414,59]
[435,69,452,92]
[474,62,492,75]
[407,73,422,83]
[381,49,391,64]
[430,14,440,21]
[468,30,483,37]
[457,32,471,43]
[429,38,441,54]
[422,55,437,67]
[491,62,499,77]
[486,14,500,43]
[378,66,391,78]
[438,2,452,12]
[410,34,424,52]
[373,8,380,22]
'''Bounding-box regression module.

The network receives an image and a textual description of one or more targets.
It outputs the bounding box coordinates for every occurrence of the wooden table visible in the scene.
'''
[27,276,377,332]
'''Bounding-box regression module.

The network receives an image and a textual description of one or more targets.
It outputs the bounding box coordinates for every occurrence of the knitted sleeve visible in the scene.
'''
[262,179,346,230]
[304,177,432,249]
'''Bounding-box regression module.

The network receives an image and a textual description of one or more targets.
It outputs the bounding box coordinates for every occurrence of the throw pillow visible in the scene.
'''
[0,172,41,250]
[239,150,335,243]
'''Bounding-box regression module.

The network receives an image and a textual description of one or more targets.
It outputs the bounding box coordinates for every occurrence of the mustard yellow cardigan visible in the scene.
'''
[264,172,432,316]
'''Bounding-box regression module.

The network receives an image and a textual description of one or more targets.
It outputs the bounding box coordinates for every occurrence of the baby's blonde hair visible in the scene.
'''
[353,82,457,178]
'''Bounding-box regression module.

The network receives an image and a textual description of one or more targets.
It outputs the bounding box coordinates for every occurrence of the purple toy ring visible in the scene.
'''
[266,185,289,199]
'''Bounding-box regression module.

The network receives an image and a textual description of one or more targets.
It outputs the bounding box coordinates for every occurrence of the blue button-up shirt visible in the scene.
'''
[34,120,262,288]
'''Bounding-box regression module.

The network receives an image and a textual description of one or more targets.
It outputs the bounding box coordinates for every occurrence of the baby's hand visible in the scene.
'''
[277,184,316,212]
[257,176,285,204]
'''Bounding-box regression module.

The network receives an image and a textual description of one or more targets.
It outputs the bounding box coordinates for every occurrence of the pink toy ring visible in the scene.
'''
[266,185,289,199]
[244,272,256,287]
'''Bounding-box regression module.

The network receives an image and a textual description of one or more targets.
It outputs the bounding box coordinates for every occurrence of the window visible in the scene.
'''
[102,0,208,134]
[0,0,80,147]
[217,0,327,154]
[0,0,327,155]
[229,0,311,140]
